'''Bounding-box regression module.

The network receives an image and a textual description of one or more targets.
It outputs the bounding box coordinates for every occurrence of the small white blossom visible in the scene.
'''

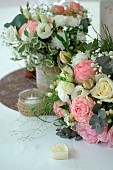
[66,16,80,27]
[52,15,67,27]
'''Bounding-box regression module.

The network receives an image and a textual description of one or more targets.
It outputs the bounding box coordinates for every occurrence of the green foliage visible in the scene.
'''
[89,110,107,134]
[96,56,113,75]
[80,18,91,33]
[32,91,59,115]
[4,14,27,30]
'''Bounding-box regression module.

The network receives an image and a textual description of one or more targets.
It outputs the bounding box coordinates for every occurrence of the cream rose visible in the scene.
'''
[36,23,52,39]
[56,81,74,102]
[91,77,113,102]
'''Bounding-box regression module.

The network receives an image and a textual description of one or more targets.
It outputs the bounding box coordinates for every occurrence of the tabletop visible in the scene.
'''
[0,2,113,170]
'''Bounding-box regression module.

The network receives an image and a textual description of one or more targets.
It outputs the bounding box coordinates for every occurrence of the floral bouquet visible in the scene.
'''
[37,27,113,147]
[3,1,91,70]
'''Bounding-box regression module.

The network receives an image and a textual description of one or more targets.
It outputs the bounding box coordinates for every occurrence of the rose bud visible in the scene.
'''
[82,78,94,90]
[59,51,71,64]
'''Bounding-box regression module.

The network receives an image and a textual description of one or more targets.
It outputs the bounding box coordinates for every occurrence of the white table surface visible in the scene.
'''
[0,5,113,170]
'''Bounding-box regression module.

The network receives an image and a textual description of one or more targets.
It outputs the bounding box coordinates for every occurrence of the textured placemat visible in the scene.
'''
[0,68,36,111]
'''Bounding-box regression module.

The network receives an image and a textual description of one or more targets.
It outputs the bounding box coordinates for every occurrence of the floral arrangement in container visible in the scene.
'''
[3,1,91,91]
[35,26,113,147]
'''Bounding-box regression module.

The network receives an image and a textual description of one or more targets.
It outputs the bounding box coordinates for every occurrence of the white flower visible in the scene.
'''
[60,65,73,82]
[36,23,53,39]
[5,26,17,42]
[71,85,88,100]
[51,31,67,50]
[66,16,80,27]
[40,13,48,23]
[52,15,67,27]
[77,31,86,42]
[91,77,113,102]
[23,9,31,19]
[21,28,34,41]
[71,52,88,67]
[56,81,74,102]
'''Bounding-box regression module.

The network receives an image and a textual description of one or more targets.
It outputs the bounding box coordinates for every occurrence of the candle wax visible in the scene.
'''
[51,143,68,160]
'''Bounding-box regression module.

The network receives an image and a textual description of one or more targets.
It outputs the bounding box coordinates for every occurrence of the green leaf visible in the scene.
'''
[63,55,71,62]
[95,123,104,134]
[64,31,70,46]
[80,18,90,33]
[24,29,29,37]
[83,42,92,51]
[52,20,56,28]
[31,37,38,44]
[16,34,22,41]
[55,33,72,54]
[4,14,27,30]
[44,59,54,67]
[18,44,26,52]
[98,110,106,119]
[96,56,110,66]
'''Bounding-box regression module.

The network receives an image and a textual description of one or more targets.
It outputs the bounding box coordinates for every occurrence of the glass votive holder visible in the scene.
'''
[17,88,45,116]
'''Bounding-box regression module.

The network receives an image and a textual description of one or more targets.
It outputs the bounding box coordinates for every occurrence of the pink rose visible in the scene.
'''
[98,126,108,143]
[74,60,96,83]
[52,5,64,15]
[69,2,81,13]
[71,96,95,123]
[53,100,67,118]
[19,20,39,36]
[107,127,113,147]
[76,122,99,144]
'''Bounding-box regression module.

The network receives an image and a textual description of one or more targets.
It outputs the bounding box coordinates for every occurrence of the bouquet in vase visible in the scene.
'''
[3,1,91,70]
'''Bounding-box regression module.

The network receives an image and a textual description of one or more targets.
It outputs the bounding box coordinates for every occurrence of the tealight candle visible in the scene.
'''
[19,88,44,105]
[51,143,68,160]
[25,94,39,104]
[18,88,45,116]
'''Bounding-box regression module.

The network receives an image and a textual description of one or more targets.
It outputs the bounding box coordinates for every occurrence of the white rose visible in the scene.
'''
[66,16,79,27]
[77,31,86,42]
[56,81,74,102]
[5,26,17,42]
[91,77,113,102]
[36,23,53,39]
[71,85,88,100]
[52,15,67,27]
[60,66,73,82]
[21,28,34,41]
[71,52,88,67]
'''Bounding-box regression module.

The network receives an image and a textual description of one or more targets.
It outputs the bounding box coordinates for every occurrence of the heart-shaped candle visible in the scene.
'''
[51,143,68,160]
